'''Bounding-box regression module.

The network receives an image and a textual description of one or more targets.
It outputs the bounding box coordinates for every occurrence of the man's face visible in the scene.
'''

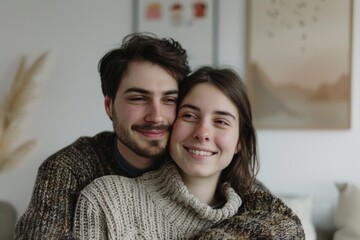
[105,61,178,169]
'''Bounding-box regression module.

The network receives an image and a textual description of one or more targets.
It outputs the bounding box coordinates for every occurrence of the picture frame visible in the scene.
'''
[133,0,218,69]
[247,0,353,129]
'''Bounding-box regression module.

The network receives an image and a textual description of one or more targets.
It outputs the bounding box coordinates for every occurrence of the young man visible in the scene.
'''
[14,33,190,239]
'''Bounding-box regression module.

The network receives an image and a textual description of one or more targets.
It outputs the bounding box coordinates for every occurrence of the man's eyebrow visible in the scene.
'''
[164,90,178,95]
[180,104,236,120]
[124,87,150,94]
[124,88,178,95]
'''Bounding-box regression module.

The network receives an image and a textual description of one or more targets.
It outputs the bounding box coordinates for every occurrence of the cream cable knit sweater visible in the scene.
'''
[73,162,242,240]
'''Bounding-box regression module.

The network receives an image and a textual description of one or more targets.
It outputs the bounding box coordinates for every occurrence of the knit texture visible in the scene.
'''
[192,190,305,240]
[14,132,128,240]
[13,130,303,240]
[73,162,242,240]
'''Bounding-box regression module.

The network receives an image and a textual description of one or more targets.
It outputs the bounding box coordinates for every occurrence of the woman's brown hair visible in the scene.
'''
[177,66,259,195]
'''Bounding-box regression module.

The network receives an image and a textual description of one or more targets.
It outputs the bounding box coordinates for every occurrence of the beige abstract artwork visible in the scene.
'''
[247,0,352,129]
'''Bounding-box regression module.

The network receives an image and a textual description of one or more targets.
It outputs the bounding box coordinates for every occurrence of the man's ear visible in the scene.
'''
[104,95,113,118]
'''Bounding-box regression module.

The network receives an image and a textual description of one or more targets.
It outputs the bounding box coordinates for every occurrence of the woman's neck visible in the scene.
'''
[180,173,221,206]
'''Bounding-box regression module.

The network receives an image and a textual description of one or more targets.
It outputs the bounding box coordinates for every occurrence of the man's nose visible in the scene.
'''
[144,101,165,123]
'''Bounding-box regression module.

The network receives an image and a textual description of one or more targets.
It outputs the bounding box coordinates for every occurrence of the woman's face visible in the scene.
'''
[170,83,240,182]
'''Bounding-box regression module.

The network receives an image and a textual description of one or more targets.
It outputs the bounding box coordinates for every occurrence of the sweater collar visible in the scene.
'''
[140,161,242,224]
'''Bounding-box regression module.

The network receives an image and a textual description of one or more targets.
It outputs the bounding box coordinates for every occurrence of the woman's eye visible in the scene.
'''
[181,113,197,120]
[215,119,230,126]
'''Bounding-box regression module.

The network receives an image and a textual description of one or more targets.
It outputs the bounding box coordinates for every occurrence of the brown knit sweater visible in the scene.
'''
[14,132,127,240]
[192,190,305,239]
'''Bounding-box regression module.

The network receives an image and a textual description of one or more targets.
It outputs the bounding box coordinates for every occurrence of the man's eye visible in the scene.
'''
[128,97,146,102]
[163,97,177,105]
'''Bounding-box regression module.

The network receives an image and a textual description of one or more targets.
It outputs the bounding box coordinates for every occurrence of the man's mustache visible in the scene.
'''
[132,124,171,132]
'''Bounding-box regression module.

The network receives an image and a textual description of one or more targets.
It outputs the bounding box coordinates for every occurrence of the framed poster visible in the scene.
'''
[247,0,353,129]
[133,0,217,69]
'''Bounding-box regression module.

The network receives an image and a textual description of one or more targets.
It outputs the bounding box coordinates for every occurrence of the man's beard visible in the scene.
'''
[113,116,170,159]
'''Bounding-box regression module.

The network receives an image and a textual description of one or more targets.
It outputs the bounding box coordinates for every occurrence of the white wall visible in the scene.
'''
[1,0,359,231]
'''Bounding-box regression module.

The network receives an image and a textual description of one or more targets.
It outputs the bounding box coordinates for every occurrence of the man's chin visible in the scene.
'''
[128,135,167,157]
[146,147,167,159]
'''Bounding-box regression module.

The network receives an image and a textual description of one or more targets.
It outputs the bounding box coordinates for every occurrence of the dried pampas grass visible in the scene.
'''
[0,52,48,172]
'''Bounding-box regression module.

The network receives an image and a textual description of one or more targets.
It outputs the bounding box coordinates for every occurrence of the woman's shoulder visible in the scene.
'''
[79,175,138,201]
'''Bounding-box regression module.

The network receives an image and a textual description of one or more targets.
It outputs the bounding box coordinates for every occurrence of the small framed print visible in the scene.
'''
[133,0,218,68]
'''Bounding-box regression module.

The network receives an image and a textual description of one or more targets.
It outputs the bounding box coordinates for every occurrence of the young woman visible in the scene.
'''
[73,67,304,239]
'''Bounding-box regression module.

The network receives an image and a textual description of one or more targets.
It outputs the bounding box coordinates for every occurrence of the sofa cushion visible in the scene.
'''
[334,182,360,240]
[281,195,316,240]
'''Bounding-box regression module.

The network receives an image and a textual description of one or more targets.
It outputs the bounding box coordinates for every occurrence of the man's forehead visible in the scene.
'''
[118,61,179,95]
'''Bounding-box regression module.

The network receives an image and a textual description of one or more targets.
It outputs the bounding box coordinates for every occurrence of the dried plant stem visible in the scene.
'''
[0,52,48,172]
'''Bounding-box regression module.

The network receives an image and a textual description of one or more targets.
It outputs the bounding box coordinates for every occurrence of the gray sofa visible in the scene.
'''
[0,200,16,240]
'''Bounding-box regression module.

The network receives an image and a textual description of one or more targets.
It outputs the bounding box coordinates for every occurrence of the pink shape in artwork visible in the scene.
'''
[193,2,207,18]
[146,3,162,20]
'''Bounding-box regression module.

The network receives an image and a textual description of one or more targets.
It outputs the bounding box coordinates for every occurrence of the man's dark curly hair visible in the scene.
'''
[98,33,190,101]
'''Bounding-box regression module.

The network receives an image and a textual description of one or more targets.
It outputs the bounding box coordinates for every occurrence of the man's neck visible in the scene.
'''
[116,141,154,169]
[112,136,156,177]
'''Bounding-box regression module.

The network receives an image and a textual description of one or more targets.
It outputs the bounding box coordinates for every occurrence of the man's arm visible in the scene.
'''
[193,191,305,240]
[14,160,78,240]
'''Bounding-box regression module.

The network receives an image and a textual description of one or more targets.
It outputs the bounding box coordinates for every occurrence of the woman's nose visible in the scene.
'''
[192,123,210,142]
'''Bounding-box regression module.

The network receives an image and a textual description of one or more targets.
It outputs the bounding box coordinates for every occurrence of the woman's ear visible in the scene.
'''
[235,142,241,154]
[104,95,113,118]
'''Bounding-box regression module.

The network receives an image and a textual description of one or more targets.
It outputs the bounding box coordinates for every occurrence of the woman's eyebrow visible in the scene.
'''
[179,104,199,111]
[179,104,236,120]
[214,111,236,120]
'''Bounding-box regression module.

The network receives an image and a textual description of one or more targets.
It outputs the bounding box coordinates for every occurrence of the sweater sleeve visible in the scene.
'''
[14,160,79,240]
[73,192,107,240]
[193,191,305,240]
